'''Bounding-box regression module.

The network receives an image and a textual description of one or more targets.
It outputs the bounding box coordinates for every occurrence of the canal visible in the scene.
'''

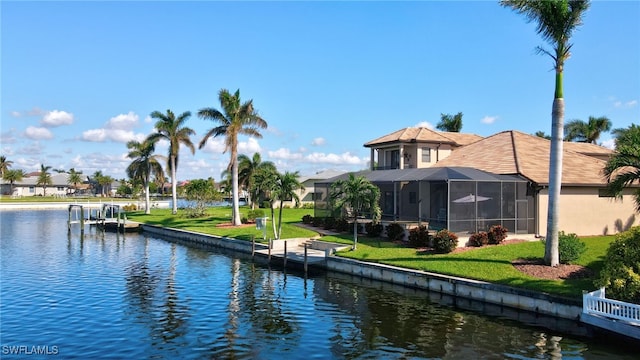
[0,209,636,359]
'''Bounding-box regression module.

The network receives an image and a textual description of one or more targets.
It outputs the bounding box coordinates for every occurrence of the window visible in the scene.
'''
[29,186,35,193]
[421,147,431,163]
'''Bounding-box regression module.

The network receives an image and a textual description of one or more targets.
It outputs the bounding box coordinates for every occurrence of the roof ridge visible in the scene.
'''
[511,131,521,175]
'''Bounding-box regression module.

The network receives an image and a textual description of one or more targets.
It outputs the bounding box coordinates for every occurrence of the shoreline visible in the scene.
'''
[0,200,170,210]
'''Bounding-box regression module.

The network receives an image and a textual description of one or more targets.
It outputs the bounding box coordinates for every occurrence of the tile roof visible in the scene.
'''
[316,167,525,184]
[563,141,614,157]
[432,130,609,186]
[363,127,483,147]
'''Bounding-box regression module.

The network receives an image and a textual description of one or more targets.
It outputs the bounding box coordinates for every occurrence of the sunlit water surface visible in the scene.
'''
[1,210,636,359]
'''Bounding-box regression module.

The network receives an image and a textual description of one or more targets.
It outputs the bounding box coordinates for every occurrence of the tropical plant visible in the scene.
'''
[603,126,640,212]
[408,225,431,248]
[183,178,221,218]
[534,131,552,140]
[611,123,640,150]
[595,226,640,304]
[126,138,165,214]
[564,116,612,143]
[3,169,25,195]
[436,112,463,132]
[0,155,13,178]
[36,164,52,196]
[330,173,381,249]
[148,109,195,215]
[198,89,268,226]
[502,0,590,266]
[273,171,304,239]
[67,168,84,195]
[557,231,586,264]
[238,153,276,210]
[385,222,405,242]
[432,229,459,254]
[488,225,508,244]
[469,231,489,247]
[365,222,384,237]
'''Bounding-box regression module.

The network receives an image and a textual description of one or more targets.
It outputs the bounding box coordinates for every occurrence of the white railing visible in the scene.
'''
[583,287,640,325]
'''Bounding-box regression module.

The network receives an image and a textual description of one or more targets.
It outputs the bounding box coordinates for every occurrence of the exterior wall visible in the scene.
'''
[374,143,455,170]
[8,184,69,197]
[537,187,640,236]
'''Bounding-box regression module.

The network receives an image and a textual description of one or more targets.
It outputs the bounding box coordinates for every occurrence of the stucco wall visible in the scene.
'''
[537,187,639,236]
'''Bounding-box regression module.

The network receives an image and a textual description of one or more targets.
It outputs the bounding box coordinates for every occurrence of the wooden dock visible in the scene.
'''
[67,203,139,233]
[581,288,640,340]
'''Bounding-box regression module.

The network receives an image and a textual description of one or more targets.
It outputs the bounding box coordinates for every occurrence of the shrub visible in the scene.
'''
[558,232,586,264]
[241,216,249,224]
[335,218,349,232]
[246,209,265,222]
[468,231,489,247]
[302,214,313,224]
[312,216,324,228]
[595,227,640,304]
[348,222,364,234]
[433,229,459,254]
[488,225,508,245]
[408,225,431,248]
[365,222,384,237]
[385,222,405,241]
[324,216,336,230]
[123,203,137,211]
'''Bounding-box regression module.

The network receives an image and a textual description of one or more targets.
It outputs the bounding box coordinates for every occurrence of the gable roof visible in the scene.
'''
[563,141,614,158]
[432,130,609,186]
[364,127,482,147]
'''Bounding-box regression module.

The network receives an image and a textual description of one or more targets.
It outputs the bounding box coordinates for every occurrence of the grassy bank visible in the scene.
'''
[129,206,609,299]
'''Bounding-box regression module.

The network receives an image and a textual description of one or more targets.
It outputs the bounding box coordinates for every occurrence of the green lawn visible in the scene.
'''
[0,195,128,203]
[126,206,318,242]
[124,206,612,299]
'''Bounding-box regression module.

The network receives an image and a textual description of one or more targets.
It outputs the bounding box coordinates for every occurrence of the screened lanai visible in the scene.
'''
[314,167,536,235]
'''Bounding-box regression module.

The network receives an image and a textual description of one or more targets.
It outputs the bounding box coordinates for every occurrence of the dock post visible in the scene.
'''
[68,205,72,233]
[251,235,255,258]
[80,205,84,235]
[284,240,287,268]
[268,239,271,261]
[304,243,308,274]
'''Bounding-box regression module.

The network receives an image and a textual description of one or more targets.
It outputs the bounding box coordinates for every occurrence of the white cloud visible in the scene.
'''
[601,138,616,150]
[238,138,262,154]
[24,126,54,140]
[1,129,17,144]
[20,142,44,155]
[612,98,638,108]
[415,121,435,129]
[41,110,74,127]
[481,115,498,124]
[268,148,304,160]
[10,111,21,117]
[81,129,108,142]
[311,137,326,146]
[305,152,364,165]
[106,111,139,130]
[144,115,153,123]
[199,137,226,153]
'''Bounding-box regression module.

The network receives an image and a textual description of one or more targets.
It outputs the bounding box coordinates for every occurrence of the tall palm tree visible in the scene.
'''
[238,153,276,210]
[564,116,612,143]
[0,155,13,178]
[198,89,268,226]
[330,173,381,250]
[436,112,463,132]
[502,0,590,266]
[67,168,83,195]
[604,125,640,212]
[148,109,195,215]
[612,123,640,149]
[3,169,25,196]
[273,171,304,239]
[91,170,104,196]
[127,139,165,214]
[37,164,52,196]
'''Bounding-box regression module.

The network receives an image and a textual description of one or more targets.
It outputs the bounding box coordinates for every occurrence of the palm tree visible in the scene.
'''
[502,0,590,267]
[37,164,52,196]
[3,169,25,196]
[0,155,13,178]
[564,116,612,143]
[67,168,83,195]
[534,131,552,140]
[198,89,268,226]
[127,139,164,214]
[330,173,381,250]
[612,123,640,149]
[99,175,115,197]
[273,171,304,239]
[238,153,276,210]
[254,167,280,238]
[604,125,640,212]
[148,109,195,215]
[436,112,463,132]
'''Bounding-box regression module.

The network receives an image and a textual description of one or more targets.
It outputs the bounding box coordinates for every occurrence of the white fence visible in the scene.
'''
[583,287,640,325]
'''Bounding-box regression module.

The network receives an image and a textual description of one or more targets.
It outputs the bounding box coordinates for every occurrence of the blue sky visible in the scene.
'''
[2,1,638,182]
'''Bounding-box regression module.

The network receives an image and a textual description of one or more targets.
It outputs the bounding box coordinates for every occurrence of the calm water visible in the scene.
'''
[0,210,636,359]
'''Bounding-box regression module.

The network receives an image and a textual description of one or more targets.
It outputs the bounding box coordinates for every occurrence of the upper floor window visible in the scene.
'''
[422,147,431,163]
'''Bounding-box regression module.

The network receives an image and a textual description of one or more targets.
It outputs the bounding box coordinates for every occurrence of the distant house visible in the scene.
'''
[315,127,638,237]
[279,169,346,208]
[1,173,74,197]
